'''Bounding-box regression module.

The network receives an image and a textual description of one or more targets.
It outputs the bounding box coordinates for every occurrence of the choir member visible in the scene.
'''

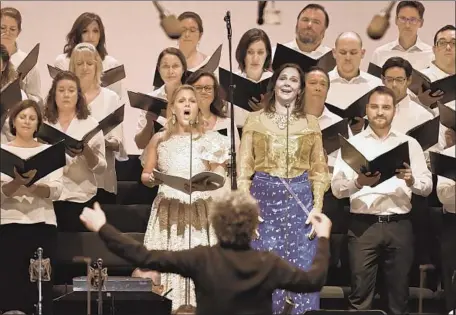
[420,25,456,151]
[272,3,331,58]
[331,86,432,314]
[43,71,106,231]
[238,63,330,313]
[177,11,209,71]
[69,42,127,204]
[1,44,28,143]
[435,145,456,315]
[54,12,123,97]
[80,191,332,315]
[371,1,433,70]
[135,47,186,164]
[327,31,382,135]
[0,100,63,314]
[0,7,42,104]
[136,85,230,310]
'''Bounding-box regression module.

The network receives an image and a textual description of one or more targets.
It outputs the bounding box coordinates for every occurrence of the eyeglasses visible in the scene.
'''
[194,85,214,93]
[436,39,456,48]
[383,76,407,84]
[396,16,421,25]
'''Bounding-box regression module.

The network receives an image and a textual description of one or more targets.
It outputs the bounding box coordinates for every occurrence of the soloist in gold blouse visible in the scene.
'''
[238,110,330,210]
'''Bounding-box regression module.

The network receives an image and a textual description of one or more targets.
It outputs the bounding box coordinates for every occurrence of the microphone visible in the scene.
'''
[257,1,267,25]
[367,1,396,40]
[152,1,182,39]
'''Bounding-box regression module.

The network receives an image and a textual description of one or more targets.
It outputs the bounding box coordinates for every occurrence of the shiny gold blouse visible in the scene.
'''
[238,110,330,210]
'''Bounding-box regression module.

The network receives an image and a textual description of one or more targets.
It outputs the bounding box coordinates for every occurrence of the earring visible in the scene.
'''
[172,114,177,125]
[195,115,199,125]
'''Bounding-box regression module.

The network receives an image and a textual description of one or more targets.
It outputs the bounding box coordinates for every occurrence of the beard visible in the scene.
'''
[298,30,317,45]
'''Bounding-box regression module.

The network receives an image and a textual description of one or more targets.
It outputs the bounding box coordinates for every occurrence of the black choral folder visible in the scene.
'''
[429,151,456,181]
[16,43,40,79]
[219,68,270,112]
[37,105,125,151]
[409,71,456,105]
[339,134,410,185]
[272,44,336,73]
[1,77,22,120]
[153,44,223,88]
[439,103,456,131]
[406,115,440,151]
[47,64,126,88]
[367,62,382,79]
[128,91,167,125]
[322,119,349,154]
[0,140,66,186]
[325,88,375,119]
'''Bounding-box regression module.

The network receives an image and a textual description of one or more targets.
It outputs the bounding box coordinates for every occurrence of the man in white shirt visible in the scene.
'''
[328,31,382,135]
[371,1,433,70]
[435,145,456,314]
[421,25,456,151]
[272,3,331,59]
[381,56,435,134]
[331,85,432,314]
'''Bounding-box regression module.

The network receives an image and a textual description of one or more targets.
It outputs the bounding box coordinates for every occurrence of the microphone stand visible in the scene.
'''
[175,120,196,315]
[36,248,43,315]
[29,247,51,315]
[96,259,105,315]
[224,11,237,190]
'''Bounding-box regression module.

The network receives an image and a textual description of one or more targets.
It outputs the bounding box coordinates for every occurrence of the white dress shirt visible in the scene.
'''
[331,126,432,215]
[371,37,433,70]
[391,94,435,134]
[1,143,63,226]
[10,48,42,104]
[436,145,455,214]
[231,70,273,128]
[318,106,344,169]
[44,116,107,203]
[88,88,128,194]
[272,39,332,60]
[55,53,123,98]
[421,62,455,151]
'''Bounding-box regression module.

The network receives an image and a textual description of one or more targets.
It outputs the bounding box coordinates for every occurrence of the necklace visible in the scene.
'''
[264,111,298,130]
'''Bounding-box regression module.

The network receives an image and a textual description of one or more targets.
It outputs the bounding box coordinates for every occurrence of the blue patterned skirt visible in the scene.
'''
[251,171,319,314]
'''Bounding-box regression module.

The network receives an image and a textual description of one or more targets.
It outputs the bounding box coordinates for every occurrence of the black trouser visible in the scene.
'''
[441,212,456,312]
[347,213,414,315]
[0,223,57,315]
[54,197,96,232]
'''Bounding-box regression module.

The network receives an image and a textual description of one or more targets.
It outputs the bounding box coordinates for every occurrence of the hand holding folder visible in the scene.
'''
[339,134,410,185]
[153,169,225,194]
[48,64,126,88]
[128,91,168,125]
[153,44,223,88]
[16,43,40,80]
[272,44,336,73]
[429,151,456,181]
[409,70,456,105]
[36,105,125,153]
[0,141,66,186]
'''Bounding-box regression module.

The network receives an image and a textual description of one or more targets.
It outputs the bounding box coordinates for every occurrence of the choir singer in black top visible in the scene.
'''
[80,191,332,315]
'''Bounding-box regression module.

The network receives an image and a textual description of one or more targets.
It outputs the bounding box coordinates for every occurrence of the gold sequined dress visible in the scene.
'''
[143,131,229,310]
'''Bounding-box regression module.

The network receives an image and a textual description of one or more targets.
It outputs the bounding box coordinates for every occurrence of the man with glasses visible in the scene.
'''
[421,25,456,151]
[371,1,433,70]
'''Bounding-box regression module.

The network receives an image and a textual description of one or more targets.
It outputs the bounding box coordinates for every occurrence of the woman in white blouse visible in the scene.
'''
[54,12,123,98]
[69,43,127,204]
[43,71,106,231]
[135,47,187,164]
[233,28,273,127]
[1,43,28,143]
[0,7,42,104]
[177,11,209,71]
[0,100,63,315]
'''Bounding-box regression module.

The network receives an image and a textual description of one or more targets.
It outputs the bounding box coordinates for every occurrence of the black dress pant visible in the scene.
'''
[0,223,57,315]
[441,212,456,312]
[347,214,414,315]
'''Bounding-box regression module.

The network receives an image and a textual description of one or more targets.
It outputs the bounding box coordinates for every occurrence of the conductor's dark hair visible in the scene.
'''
[262,63,306,117]
[44,71,90,124]
[64,12,108,60]
[296,4,329,28]
[433,25,456,46]
[367,85,397,106]
[396,1,425,19]
[381,56,413,78]
[210,191,260,247]
[235,28,272,72]
[185,69,227,118]
[178,11,204,33]
[9,99,42,137]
